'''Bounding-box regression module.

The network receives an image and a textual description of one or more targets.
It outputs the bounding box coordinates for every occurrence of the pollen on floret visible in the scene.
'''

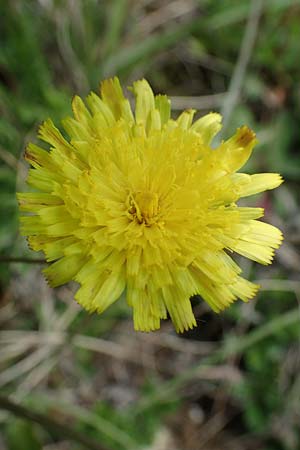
[235,125,257,147]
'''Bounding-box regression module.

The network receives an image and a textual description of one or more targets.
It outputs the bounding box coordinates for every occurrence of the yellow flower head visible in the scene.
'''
[18,77,283,332]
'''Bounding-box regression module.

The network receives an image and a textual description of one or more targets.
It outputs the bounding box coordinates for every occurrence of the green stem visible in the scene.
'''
[0,395,107,450]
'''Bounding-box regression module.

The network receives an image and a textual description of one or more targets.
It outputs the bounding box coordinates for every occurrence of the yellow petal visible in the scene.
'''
[191,112,222,144]
[176,109,196,130]
[17,192,62,212]
[147,109,161,133]
[100,76,126,120]
[229,277,259,302]
[131,79,155,126]
[72,95,92,128]
[130,288,161,332]
[236,173,283,197]
[155,94,171,126]
[38,119,73,154]
[229,220,283,265]
[218,125,257,172]
[86,92,115,126]
[162,285,197,333]
[43,255,84,287]
[24,143,52,169]
[62,117,92,141]
[92,271,125,313]
[44,236,78,261]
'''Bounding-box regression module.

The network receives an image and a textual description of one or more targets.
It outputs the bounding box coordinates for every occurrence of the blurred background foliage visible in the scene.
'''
[0,1,300,449]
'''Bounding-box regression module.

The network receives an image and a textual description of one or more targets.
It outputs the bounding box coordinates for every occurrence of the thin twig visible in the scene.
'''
[0,256,46,264]
[170,93,226,111]
[0,330,155,368]
[15,356,61,398]
[0,341,34,364]
[0,395,107,450]
[0,145,28,181]
[0,146,19,170]
[0,346,55,388]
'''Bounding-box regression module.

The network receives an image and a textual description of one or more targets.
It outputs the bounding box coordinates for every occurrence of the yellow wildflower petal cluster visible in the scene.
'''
[18,77,283,332]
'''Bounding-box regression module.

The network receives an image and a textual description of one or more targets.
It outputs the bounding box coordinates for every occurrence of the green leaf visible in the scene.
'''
[5,419,42,450]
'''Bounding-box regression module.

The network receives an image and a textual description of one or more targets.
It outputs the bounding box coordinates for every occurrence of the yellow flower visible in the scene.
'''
[18,77,283,332]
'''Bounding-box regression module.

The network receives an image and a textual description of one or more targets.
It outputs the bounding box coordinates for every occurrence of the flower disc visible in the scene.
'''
[18,78,283,332]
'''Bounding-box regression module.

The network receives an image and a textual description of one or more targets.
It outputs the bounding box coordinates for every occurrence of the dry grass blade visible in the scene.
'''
[221,0,263,132]
[138,0,197,35]
[15,356,61,398]
[170,93,226,111]
[73,334,155,368]
[0,341,34,364]
[138,331,216,355]
[0,346,60,388]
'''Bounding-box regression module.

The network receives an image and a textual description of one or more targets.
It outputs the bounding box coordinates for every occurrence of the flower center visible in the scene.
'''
[127,191,159,225]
